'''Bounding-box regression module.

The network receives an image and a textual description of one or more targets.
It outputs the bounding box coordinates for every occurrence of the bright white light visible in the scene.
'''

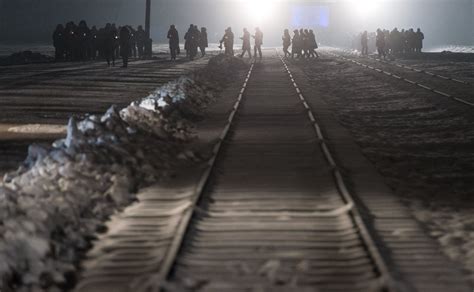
[351,0,379,18]
[244,0,276,25]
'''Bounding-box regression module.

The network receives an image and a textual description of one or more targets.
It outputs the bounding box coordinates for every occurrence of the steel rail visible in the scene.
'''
[336,48,471,86]
[143,61,256,290]
[368,56,470,85]
[278,52,402,292]
[325,51,474,107]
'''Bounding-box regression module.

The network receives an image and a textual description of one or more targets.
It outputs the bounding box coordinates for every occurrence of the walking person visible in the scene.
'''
[291,29,301,58]
[361,30,368,56]
[282,29,291,57]
[220,27,234,56]
[104,23,116,66]
[308,29,319,58]
[199,27,208,57]
[119,26,131,67]
[167,24,179,60]
[240,28,252,58]
[415,28,424,53]
[253,27,263,58]
[136,25,146,58]
[376,28,386,59]
[53,24,65,61]
[299,29,306,58]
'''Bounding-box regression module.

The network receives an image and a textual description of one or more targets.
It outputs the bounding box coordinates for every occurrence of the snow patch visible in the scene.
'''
[0,55,247,291]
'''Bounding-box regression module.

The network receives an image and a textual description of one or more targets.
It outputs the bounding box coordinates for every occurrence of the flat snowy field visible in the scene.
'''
[2,43,472,57]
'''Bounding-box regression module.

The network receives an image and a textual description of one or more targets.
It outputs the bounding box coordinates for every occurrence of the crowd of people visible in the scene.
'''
[217,27,264,58]
[53,20,151,67]
[215,27,319,59]
[284,28,319,58]
[166,24,209,61]
[54,22,427,66]
[359,28,425,59]
[237,27,263,58]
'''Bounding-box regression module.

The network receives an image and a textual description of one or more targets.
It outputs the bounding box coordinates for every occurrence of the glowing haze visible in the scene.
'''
[0,0,472,49]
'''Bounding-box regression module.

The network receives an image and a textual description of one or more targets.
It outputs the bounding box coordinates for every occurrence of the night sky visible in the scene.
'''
[0,0,472,47]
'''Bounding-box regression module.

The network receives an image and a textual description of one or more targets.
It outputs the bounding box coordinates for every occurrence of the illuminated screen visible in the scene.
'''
[291,5,330,28]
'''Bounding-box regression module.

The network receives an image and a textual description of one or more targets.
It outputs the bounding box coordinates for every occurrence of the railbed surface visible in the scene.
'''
[75,52,471,292]
[0,56,210,176]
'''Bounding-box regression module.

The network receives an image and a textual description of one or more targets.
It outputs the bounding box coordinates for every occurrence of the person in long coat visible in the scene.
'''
[291,30,301,58]
[240,28,252,58]
[282,29,291,58]
[167,25,179,60]
[220,27,234,56]
[199,27,208,57]
[119,26,131,67]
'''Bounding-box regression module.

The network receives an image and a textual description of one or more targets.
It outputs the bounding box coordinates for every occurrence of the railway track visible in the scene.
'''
[137,53,392,291]
[75,52,472,292]
[367,56,471,85]
[325,50,474,107]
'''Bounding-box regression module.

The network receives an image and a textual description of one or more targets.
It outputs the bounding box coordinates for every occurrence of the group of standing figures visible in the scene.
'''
[216,27,263,58]
[52,20,150,67]
[361,28,425,59]
[239,27,264,58]
[167,24,208,61]
[283,29,319,58]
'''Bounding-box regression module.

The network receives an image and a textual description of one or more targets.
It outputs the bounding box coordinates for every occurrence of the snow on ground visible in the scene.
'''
[426,45,474,53]
[7,124,66,135]
[293,53,474,283]
[0,54,247,291]
[0,43,226,58]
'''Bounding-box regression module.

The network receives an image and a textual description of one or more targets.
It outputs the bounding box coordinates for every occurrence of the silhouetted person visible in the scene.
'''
[136,25,146,58]
[409,29,414,53]
[376,29,386,59]
[185,24,199,59]
[282,29,291,57]
[199,27,208,56]
[361,31,368,56]
[308,29,319,58]
[53,24,65,61]
[77,20,91,61]
[401,29,408,53]
[390,28,401,54]
[104,23,116,66]
[384,29,391,55]
[299,29,306,57]
[167,25,180,60]
[90,26,98,59]
[240,28,252,58]
[220,27,234,56]
[64,21,77,61]
[119,26,131,67]
[291,30,301,58]
[112,24,120,59]
[193,25,200,58]
[129,26,137,58]
[253,27,263,58]
[415,28,424,53]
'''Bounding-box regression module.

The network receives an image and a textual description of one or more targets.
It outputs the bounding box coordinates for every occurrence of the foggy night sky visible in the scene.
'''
[0,0,472,48]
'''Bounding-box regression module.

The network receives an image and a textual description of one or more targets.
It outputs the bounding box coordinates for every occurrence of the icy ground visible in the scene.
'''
[0,54,247,291]
[0,43,228,58]
[294,52,474,284]
[426,45,474,53]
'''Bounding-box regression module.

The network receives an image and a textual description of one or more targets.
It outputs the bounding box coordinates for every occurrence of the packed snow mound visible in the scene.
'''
[0,54,247,291]
[208,54,248,72]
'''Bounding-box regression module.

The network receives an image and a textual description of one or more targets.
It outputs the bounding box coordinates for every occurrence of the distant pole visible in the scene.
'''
[145,0,151,38]
[145,0,152,57]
